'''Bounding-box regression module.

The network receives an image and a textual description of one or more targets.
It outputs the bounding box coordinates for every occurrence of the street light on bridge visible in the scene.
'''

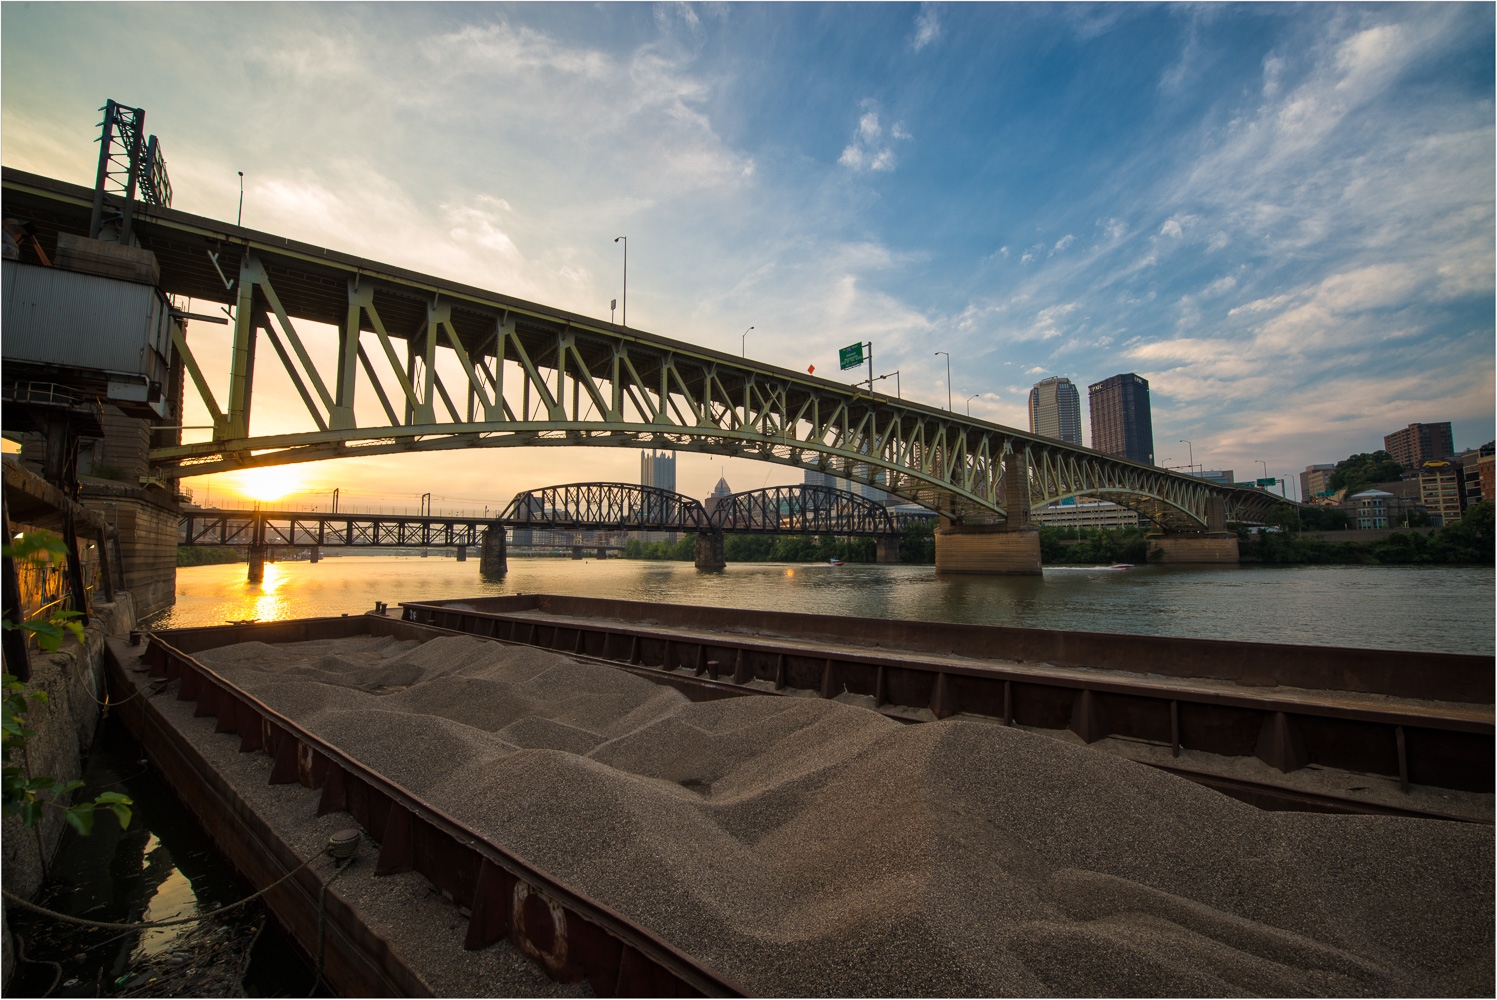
[613,236,627,327]
[967,393,979,416]
[1178,439,1194,474]
[935,352,952,411]
[741,325,754,356]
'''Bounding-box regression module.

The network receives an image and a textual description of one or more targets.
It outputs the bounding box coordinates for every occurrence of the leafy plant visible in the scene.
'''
[2,531,132,834]
[2,530,85,653]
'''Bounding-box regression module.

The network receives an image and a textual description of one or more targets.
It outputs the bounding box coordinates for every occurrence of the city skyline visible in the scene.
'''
[2,3,1491,506]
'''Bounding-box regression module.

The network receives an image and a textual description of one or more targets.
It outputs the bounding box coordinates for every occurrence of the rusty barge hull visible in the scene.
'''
[398,594,1495,805]
[108,616,747,998]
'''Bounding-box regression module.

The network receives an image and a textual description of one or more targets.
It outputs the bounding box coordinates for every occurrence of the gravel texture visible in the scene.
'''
[192,634,1494,997]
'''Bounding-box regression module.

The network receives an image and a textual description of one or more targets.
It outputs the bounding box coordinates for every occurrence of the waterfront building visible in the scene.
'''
[640,449,677,493]
[1418,460,1465,526]
[1458,444,1494,507]
[1027,377,1083,445]
[1033,498,1141,529]
[1383,422,1453,470]
[1346,490,1393,530]
[1087,373,1154,465]
[1300,464,1336,501]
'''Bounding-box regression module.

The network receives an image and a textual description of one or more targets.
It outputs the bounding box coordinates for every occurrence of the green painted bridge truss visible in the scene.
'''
[7,169,1289,530]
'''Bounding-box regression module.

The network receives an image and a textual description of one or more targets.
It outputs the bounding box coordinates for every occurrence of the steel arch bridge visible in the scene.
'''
[6,169,1294,530]
[501,483,918,537]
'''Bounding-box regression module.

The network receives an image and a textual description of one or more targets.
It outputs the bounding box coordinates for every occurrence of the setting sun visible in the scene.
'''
[229,467,308,503]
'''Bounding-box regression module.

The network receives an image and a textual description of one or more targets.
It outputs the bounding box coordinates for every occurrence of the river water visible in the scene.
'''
[145,555,1495,655]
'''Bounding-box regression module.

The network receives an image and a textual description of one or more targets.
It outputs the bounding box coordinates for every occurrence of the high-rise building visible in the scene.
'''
[640,449,676,493]
[1027,377,1083,445]
[1087,373,1154,465]
[1301,464,1336,501]
[802,468,837,490]
[1418,459,1465,526]
[1383,422,1453,470]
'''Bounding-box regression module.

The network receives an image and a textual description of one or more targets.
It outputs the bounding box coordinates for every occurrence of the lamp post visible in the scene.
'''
[741,325,754,356]
[613,236,627,327]
[1178,439,1194,474]
[967,393,979,416]
[237,172,244,227]
[935,352,951,411]
[1258,459,1268,485]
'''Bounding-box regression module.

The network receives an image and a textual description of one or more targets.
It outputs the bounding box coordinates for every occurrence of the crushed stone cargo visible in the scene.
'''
[193,633,1495,997]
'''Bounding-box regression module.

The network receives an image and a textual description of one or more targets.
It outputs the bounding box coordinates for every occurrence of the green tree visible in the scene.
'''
[1328,450,1404,498]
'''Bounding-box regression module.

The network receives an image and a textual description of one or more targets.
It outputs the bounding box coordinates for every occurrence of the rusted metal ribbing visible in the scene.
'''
[178,666,201,702]
[1069,689,1102,744]
[1002,680,1012,726]
[1396,725,1408,793]
[377,803,416,875]
[663,639,672,671]
[574,628,584,653]
[237,698,264,752]
[732,648,749,685]
[629,634,641,665]
[930,673,958,719]
[1170,700,1180,758]
[774,652,785,691]
[1255,711,1310,774]
[875,665,886,707]
[142,633,748,997]
[318,764,348,816]
[819,658,837,699]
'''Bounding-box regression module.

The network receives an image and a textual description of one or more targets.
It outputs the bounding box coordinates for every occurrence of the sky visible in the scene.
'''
[2,2,1493,510]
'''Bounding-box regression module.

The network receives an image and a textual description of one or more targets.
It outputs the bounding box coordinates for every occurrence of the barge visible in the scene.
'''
[107,602,1494,997]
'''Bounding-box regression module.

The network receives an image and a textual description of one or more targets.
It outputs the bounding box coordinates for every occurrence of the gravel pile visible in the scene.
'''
[194,635,1494,997]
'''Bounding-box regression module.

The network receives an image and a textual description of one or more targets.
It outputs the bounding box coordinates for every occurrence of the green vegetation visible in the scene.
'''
[2,531,133,834]
[177,545,242,567]
[623,534,885,563]
[1236,502,1493,565]
[1328,450,1404,498]
[1039,526,1152,564]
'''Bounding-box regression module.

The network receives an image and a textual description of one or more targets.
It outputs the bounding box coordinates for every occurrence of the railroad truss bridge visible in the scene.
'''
[9,168,1296,573]
[179,483,938,575]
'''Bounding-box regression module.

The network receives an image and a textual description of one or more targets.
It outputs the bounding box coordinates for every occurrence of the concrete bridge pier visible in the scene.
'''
[695,531,726,570]
[309,546,320,564]
[876,536,901,564]
[247,545,266,583]
[571,546,585,560]
[1149,497,1240,564]
[934,454,1042,575]
[456,546,467,562]
[479,526,507,578]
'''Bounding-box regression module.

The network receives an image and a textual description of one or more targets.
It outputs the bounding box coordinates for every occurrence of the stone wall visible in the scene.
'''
[80,483,178,618]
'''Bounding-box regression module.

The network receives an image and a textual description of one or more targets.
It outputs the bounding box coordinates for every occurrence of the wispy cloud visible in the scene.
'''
[912,4,941,51]
[838,102,911,173]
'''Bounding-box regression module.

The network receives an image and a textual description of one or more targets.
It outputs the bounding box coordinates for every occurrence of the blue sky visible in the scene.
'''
[3,2,1492,508]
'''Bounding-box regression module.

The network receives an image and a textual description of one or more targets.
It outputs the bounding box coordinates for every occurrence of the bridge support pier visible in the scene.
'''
[1150,534,1240,564]
[694,531,726,570]
[309,546,320,564]
[1148,497,1240,564]
[876,536,901,564]
[571,546,584,560]
[934,453,1041,575]
[479,527,507,578]
[934,524,1042,575]
[456,546,467,562]
[247,545,266,584]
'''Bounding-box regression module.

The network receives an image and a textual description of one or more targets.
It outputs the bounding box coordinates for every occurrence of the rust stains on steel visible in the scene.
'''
[399,596,1494,805]
[136,623,748,998]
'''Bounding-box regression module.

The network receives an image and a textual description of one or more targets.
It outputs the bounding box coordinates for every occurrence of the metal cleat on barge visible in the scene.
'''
[108,601,1494,997]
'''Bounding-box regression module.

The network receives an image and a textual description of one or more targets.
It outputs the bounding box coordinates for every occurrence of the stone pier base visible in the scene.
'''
[479,527,507,578]
[1149,533,1240,564]
[248,545,266,583]
[934,525,1042,575]
[309,546,320,564]
[876,536,901,564]
[695,532,726,570]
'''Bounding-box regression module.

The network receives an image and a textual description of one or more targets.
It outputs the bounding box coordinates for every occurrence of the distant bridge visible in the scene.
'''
[503,483,936,538]
[179,483,933,551]
[7,168,1293,537]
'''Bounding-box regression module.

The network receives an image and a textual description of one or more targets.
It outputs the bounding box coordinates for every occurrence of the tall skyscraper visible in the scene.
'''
[1383,422,1453,470]
[640,449,676,492]
[1087,373,1154,465]
[1300,464,1336,501]
[1028,376,1083,444]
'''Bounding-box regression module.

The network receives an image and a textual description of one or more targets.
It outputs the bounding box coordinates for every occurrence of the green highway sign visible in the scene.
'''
[1256,477,1277,487]
[839,343,865,370]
